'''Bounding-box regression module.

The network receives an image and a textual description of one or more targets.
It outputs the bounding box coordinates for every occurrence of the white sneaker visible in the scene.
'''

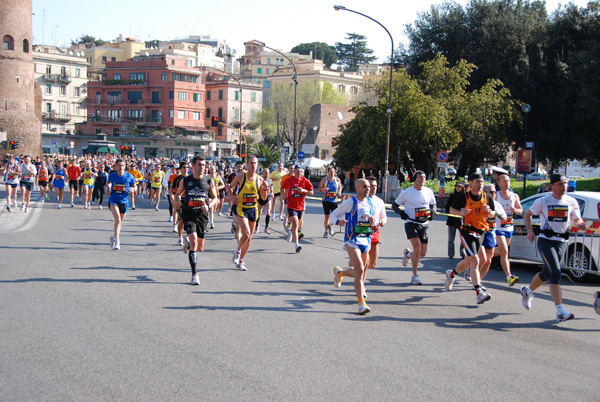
[556,307,574,323]
[172,225,177,232]
[24,206,29,213]
[99,205,103,210]
[402,248,411,267]
[411,274,422,285]
[445,269,455,291]
[333,266,343,288]
[328,224,335,236]
[168,216,173,222]
[182,238,190,254]
[190,274,200,286]
[177,237,183,246]
[520,286,534,310]
[110,235,116,249]
[464,268,471,282]
[218,211,222,216]
[20,204,24,211]
[287,232,293,242]
[209,222,215,229]
[323,231,328,238]
[476,289,491,304]
[155,206,160,211]
[255,224,259,233]
[295,244,302,253]
[279,214,284,221]
[236,261,247,271]
[358,301,371,315]
[113,239,120,251]
[232,250,240,265]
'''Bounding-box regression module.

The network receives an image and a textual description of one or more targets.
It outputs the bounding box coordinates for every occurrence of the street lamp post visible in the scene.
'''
[334,5,394,201]
[250,41,298,161]
[201,66,243,158]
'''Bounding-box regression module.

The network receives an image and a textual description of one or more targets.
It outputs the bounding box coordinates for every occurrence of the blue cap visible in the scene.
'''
[294,164,303,170]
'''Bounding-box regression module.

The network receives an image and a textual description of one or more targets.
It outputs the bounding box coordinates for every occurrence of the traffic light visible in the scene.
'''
[120,145,125,155]
[9,140,16,150]
[13,141,19,149]
[241,153,246,160]
[125,145,130,155]
[211,116,220,127]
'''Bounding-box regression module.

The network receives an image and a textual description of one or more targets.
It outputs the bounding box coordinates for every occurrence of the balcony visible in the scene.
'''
[102,79,147,86]
[42,111,70,122]
[42,74,71,84]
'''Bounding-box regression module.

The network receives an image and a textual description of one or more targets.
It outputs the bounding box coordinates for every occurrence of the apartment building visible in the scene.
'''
[32,45,89,136]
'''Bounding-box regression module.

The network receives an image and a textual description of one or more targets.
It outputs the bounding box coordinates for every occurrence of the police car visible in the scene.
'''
[510,191,600,282]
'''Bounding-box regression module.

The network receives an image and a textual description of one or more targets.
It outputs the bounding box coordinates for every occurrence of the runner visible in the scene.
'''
[331,178,375,314]
[269,162,286,219]
[445,173,495,304]
[93,163,108,209]
[19,155,37,213]
[173,157,217,285]
[37,159,50,202]
[66,158,81,207]
[477,184,507,287]
[280,164,295,234]
[165,164,178,221]
[172,162,189,244]
[446,181,466,259]
[391,170,436,285]
[127,163,143,210]
[366,176,387,270]
[105,159,137,250]
[53,160,67,209]
[280,165,314,252]
[149,164,164,211]
[256,167,273,234]
[520,173,586,322]
[318,166,343,238]
[208,164,223,229]
[227,155,268,270]
[492,173,522,286]
[4,155,20,211]
[82,161,98,210]
[216,169,226,216]
[226,161,244,237]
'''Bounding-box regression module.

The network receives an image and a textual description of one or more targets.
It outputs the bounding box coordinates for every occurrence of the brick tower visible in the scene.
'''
[0,0,42,158]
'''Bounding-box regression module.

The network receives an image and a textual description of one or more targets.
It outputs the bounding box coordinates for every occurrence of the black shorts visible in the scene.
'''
[322,201,338,215]
[258,194,273,206]
[404,221,429,244]
[69,181,79,191]
[232,207,257,222]
[39,180,48,187]
[459,230,482,257]
[288,208,305,219]
[274,192,281,197]
[218,189,226,199]
[20,181,34,191]
[111,201,128,214]
[182,212,208,238]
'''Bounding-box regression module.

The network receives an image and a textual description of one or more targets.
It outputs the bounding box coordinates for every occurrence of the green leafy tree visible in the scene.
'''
[291,42,337,67]
[247,143,281,168]
[71,34,105,48]
[335,33,377,72]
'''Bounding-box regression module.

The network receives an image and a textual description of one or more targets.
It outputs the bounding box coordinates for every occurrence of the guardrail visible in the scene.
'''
[562,219,600,279]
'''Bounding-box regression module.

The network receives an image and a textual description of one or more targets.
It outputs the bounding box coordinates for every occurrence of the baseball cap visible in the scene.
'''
[294,164,303,170]
[469,173,484,181]
[455,181,465,187]
[550,173,567,184]
[491,166,508,175]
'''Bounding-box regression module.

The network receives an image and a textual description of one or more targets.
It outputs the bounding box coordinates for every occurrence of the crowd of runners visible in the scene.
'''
[3,153,600,319]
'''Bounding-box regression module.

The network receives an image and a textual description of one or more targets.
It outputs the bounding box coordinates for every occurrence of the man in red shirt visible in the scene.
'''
[67,158,82,207]
[280,165,313,252]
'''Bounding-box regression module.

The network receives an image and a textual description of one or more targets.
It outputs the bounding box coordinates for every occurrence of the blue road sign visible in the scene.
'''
[297,151,305,159]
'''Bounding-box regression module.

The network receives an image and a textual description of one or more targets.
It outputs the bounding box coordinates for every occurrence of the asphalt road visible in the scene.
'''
[1,189,599,401]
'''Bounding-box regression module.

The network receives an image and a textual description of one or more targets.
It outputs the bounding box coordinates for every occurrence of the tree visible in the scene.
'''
[291,42,337,67]
[247,143,281,168]
[71,34,105,48]
[335,33,377,71]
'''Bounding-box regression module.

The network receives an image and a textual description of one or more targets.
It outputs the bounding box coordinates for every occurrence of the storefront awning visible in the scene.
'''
[84,145,97,154]
[108,146,120,154]
[97,146,109,153]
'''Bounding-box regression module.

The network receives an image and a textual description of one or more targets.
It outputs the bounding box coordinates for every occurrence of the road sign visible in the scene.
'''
[297,151,305,159]
[437,151,449,163]
[70,141,75,148]
[257,157,267,161]
[437,162,448,168]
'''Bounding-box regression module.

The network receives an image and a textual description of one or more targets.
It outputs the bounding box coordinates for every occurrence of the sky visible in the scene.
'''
[32,0,591,63]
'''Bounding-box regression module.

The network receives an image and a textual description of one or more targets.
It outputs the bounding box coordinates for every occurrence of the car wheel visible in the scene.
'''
[564,245,598,283]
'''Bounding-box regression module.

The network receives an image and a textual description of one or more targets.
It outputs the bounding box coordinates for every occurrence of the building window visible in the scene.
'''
[206,108,211,118]
[111,57,116,62]
[251,110,256,122]
[46,65,52,74]
[339,84,345,94]
[60,86,66,96]
[178,110,186,119]
[234,109,239,121]
[169,110,174,118]
[267,58,271,64]
[264,81,271,89]
[169,91,174,100]
[61,66,66,76]
[178,91,186,101]
[3,35,14,50]
[75,68,81,77]
[218,108,223,118]
[161,72,168,81]
[251,92,256,102]
[74,87,80,97]
[206,90,211,100]
[127,110,142,118]
[218,90,223,100]
[113,73,121,80]
[130,72,144,81]
[60,104,67,118]
[45,84,52,95]
[22,39,29,53]
[102,56,107,63]
[257,67,262,74]
[128,91,142,104]
[235,91,239,101]
[192,112,200,120]
[193,93,200,102]
[46,102,52,113]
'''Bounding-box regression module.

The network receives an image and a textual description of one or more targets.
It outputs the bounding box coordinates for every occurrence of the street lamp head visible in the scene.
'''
[334,5,346,11]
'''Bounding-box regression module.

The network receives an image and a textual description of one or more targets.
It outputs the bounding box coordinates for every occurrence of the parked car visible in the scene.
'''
[525,172,547,181]
[510,191,600,282]
[444,167,457,179]
[568,176,584,180]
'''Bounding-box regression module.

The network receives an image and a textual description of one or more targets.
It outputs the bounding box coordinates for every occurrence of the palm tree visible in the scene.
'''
[247,143,281,168]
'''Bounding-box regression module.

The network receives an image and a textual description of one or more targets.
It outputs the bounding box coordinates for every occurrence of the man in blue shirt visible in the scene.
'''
[105,159,136,250]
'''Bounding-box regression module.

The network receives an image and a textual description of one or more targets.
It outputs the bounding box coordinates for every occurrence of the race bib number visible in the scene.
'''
[55,175,63,180]
[354,222,372,237]
[7,174,16,180]
[326,191,336,198]
[501,214,514,227]
[548,205,568,222]
[112,184,126,193]
[487,216,496,229]
[292,186,303,197]
[22,175,32,181]
[188,198,206,208]
[242,193,257,207]
[415,207,431,223]
[153,177,161,183]
[84,173,92,180]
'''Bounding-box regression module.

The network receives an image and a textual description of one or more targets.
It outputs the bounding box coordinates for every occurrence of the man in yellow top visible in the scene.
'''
[127,162,143,210]
[149,164,164,211]
[227,155,268,271]
[269,162,286,219]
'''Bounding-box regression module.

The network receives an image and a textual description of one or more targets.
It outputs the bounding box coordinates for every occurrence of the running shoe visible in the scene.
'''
[264,227,271,234]
[358,301,371,315]
[402,248,411,267]
[173,225,177,232]
[41,199,45,203]
[477,284,487,292]
[333,266,343,288]
[295,244,302,253]
[476,289,491,304]
[298,231,304,239]
[285,227,291,235]
[177,237,183,246]
[507,275,520,287]
[556,310,574,323]
[594,291,600,315]
[411,274,422,285]
[323,231,328,238]
[520,286,534,310]
[232,250,240,265]
[255,224,260,233]
[363,289,368,299]
[328,224,335,236]
[444,269,455,291]
[57,204,61,209]
[6,205,11,212]
[190,274,200,286]
[20,204,24,211]
[218,211,222,217]
[99,205,103,210]
[132,205,136,210]
[182,238,190,254]
[24,206,28,213]
[464,268,471,282]
[168,216,173,222]
[155,206,160,211]
[113,239,121,251]
[110,235,116,249]
[71,202,74,207]
[209,222,215,229]
[236,261,247,271]
[279,214,284,221]
[287,232,293,242]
